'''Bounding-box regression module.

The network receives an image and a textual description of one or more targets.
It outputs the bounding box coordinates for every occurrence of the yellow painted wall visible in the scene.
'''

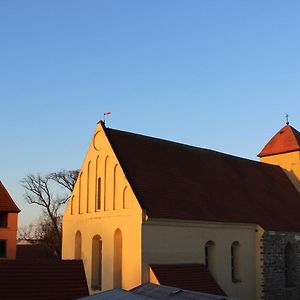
[260,151,300,192]
[142,219,261,300]
[62,123,143,294]
[0,213,18,259]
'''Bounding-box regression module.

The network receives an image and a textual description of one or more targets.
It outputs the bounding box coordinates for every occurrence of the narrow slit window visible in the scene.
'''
[204,241,215,274]
[92,235,102,290]
[97,178,101,210]
[231,241,241,282]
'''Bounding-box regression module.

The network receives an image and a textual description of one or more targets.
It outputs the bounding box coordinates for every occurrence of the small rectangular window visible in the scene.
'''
[0,240,6,257]
[0,213,8,227]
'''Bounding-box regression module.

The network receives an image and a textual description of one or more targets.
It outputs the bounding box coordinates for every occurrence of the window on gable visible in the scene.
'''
[0,240,6,257]
[97,178,101,210]
[0,213,8,227]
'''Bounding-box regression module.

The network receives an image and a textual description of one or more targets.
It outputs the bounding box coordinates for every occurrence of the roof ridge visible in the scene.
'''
[105,126,263,166]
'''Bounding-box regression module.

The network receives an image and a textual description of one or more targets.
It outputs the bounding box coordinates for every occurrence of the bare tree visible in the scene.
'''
[49,169,79,195]
[18,223,36,241]
[20,170,79,257]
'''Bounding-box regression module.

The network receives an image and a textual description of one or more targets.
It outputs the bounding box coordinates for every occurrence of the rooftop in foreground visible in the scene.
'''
[0,259,89,300]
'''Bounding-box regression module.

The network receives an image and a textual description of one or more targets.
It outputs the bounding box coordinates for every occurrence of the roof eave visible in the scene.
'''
[258,147,300,158]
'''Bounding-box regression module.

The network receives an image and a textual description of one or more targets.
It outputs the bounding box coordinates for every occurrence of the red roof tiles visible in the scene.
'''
[258,124,300,157]
[150,264,226,296]
[104,125,300,231]
[0,181,20,213]
[0,259,89,300]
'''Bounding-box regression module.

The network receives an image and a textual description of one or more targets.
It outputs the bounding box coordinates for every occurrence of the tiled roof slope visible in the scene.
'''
[104,126,300,231]
[0,181,20,212]
[16,244,57,259]
[149,264,226,296]
[258,124,300,157]
[0,260,89,300]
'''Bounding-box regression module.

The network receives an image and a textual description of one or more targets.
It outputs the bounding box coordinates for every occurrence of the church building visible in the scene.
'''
[62,121,300,300]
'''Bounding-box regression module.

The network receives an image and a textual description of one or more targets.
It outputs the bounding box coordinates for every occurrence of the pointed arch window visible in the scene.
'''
[78,172,83,214]
[86,161,91,213]
[205,241,215,274]
[95,155,100,211]
[97,177,101,210]
[113,229,122,288]
[91,235,102,290]
[113,165,118,210]
[231,241,241,282]
[104,156,109,211]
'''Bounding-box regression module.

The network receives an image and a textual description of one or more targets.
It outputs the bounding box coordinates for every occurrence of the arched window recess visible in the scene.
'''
[231,241,241,283]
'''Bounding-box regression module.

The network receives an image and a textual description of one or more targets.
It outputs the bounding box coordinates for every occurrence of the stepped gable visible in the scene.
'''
[0,181,20,212]
[104,125,300,231]
[258,124,300,157]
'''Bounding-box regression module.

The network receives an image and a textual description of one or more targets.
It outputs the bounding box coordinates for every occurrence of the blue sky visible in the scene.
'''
[1,1,300,226]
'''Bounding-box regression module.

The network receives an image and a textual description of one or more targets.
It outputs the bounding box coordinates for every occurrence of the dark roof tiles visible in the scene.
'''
[0,260,89,300]
[104,125,300,231]
[0,181,20,212]
[16,244,57,259]
[149,264,226,296]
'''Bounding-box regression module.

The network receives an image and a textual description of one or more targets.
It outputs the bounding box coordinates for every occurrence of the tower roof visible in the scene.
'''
[258,124,300,157]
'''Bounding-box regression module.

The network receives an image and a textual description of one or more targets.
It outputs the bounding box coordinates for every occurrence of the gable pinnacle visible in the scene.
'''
[285,113,290,125]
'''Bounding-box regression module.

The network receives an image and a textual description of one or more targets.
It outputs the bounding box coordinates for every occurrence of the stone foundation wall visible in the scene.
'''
[262,231,300,300]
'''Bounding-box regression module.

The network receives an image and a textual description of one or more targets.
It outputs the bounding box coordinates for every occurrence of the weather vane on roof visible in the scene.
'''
[285,113,289,125]
[103,112,111,125]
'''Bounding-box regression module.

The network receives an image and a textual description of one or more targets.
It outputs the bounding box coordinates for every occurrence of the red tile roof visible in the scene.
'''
[258,124,300,157]
[150,264,226,296]
[0,259,89,300]
[104,125,300,231]
[0,181,20,212]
